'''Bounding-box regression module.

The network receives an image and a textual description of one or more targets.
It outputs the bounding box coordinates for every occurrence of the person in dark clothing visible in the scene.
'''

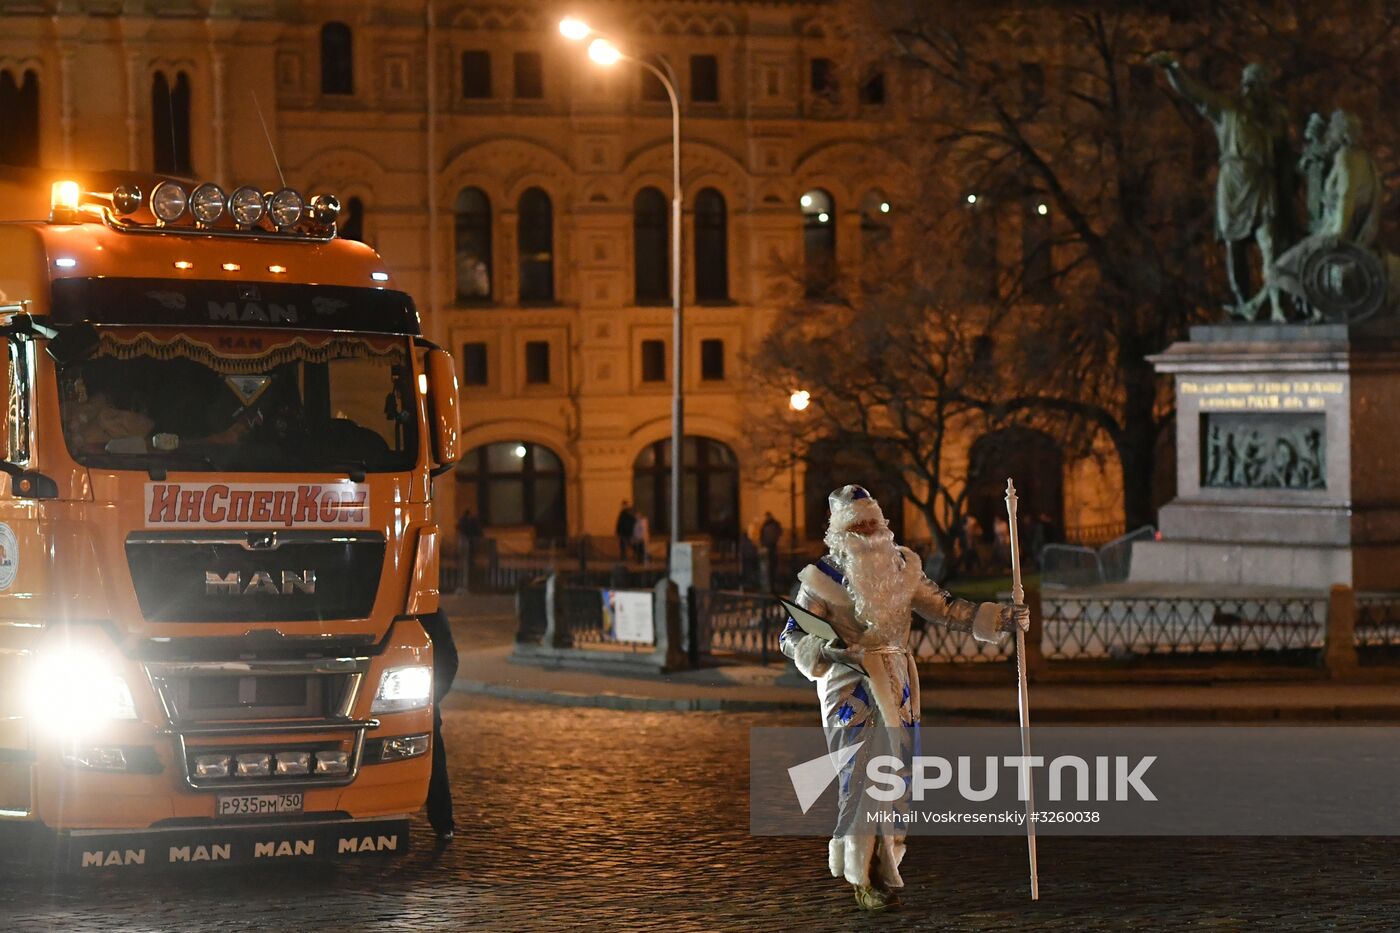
[420,608,459,840]
[615,501,636,561]
[759,512,783,590]
[454,509,483,594]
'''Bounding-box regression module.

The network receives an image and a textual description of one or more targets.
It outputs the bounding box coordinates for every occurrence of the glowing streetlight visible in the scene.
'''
[587,38,622,66]
[559,17,591,41]
[562,20,686,552]
[786,388,812,565]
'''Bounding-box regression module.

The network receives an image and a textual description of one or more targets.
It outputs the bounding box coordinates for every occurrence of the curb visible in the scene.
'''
[453,679,1400,721]
[453,679,814,712]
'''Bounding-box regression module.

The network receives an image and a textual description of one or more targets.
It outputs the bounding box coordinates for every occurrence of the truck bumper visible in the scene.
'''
[45,814,412,872]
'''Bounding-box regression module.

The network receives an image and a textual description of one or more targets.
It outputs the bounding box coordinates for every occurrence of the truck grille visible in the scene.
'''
[145,656,376,790]
[125,531,385,622]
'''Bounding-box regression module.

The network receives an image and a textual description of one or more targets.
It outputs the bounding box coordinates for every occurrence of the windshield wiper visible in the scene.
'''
[313,461,368,483]
[142,453,219,481]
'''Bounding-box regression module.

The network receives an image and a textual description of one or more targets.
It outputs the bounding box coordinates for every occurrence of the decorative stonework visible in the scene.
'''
[1200,414,1325,490]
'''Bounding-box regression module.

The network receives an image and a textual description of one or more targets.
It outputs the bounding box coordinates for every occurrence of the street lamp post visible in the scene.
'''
[787,390,810,578]
[562,20,685,552]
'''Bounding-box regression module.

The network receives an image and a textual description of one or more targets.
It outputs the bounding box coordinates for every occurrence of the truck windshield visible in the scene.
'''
[57,328,419,473]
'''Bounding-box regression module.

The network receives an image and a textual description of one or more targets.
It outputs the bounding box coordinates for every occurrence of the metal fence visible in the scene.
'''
[1039,544,1103,589]
[1357,595,1400,652]
[909,617,1015,664]
[695,590,787,663]
[1041,526,1155,588]
[517,573,1398,669]
[1041,594,1326,660]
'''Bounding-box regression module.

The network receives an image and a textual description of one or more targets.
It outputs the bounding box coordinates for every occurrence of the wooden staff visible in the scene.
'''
[1005,477,1040,901]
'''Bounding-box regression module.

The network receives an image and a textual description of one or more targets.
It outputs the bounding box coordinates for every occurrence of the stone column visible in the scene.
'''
[542,573,573,649]
[651,576,685,671]
[1325,584,1358,677]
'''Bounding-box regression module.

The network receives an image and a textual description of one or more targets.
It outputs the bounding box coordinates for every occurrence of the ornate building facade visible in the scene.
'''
[0,0,1125,550]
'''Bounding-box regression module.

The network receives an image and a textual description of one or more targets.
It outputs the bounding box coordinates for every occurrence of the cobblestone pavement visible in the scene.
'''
[3,696,1398,932]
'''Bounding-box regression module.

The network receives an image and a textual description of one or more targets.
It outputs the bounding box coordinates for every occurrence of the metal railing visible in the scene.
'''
[695,590,786,663]
[515,574,1370,671]
[1041,526,1155,588]
[1041,594,1326,660]
[909,617,1014,664]
[1356,595,1400,650]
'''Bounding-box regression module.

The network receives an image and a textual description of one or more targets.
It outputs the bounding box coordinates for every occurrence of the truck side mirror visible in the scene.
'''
[425,348,461,466]
[46,321,100,365]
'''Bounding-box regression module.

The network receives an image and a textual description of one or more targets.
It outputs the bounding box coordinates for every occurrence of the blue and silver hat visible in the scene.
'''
[827,484,885,532]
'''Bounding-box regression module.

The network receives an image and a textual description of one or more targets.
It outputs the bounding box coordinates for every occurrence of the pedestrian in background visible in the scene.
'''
[759,512,783,590]
[455,508,482,594]
[420,608,459,841]
[632,510,650,565]
[615,501,636,561]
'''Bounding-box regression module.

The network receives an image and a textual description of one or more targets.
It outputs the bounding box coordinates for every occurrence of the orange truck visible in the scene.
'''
[0,169,460,871]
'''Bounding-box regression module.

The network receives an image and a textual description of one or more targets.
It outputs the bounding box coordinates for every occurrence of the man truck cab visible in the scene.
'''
[0,170,460,871]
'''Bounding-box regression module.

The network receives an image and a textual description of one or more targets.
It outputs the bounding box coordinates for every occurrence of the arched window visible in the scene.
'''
[152,71,192,175]
[633,186,668,305]
[800,188,836,297]
[454,187,492,302]
[860,191,891,257]
[966,428,1063,550]
[456,441,567,538]
[694,188,728,302]
[517,188,554,303]
[0,69,39,167]
[632,436,739,539]
[321,22,354,96]
[340,196,364,242]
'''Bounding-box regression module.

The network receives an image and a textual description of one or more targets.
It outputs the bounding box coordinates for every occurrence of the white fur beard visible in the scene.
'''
[830,528,916,639]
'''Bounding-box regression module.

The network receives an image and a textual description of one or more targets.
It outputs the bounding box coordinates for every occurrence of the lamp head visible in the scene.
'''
[588,38,622,66]
[559,17,591,41]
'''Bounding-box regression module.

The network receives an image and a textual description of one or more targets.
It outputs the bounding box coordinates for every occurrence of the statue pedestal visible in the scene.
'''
[1131,323,1400,591]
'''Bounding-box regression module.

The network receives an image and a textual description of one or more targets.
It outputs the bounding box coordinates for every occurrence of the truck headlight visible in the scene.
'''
[27,645,137,736]
[371,665,432,714]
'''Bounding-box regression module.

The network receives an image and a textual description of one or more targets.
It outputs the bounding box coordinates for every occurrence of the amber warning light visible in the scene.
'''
[50,180,81,223]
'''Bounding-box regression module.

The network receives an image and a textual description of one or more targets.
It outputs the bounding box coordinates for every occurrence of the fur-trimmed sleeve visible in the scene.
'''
[910,577,1009,645]
[780,586,834,681]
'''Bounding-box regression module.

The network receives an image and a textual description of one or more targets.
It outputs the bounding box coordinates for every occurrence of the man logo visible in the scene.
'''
[205,570,316,596]
[338,834,399,853]
[787,741,865,814]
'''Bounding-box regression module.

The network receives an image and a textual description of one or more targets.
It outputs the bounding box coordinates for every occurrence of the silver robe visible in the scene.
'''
[780,548,1004,889]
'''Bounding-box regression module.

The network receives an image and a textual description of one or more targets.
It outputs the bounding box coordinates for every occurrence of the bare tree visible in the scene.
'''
[839,0,1400,530]
[746,256,1015,575]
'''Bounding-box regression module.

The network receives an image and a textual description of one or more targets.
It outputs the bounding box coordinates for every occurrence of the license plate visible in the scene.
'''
[216,793,304,817]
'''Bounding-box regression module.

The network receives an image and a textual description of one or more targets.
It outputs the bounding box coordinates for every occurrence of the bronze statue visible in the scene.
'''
[1150,55,1294,321]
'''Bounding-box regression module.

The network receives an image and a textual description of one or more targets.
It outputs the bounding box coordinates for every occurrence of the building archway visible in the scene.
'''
[632,436,739,539]
[965,428,1064,543]
[455,441,567,538]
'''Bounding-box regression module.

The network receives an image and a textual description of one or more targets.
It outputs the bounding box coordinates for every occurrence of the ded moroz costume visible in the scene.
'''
[780,484,1027,912]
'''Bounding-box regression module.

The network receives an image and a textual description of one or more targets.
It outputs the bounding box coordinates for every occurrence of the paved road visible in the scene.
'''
[3,694,1398,931]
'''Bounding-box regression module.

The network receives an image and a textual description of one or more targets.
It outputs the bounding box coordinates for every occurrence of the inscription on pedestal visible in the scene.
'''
[1180,378,1342,412]
[1200,414,1326,489]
